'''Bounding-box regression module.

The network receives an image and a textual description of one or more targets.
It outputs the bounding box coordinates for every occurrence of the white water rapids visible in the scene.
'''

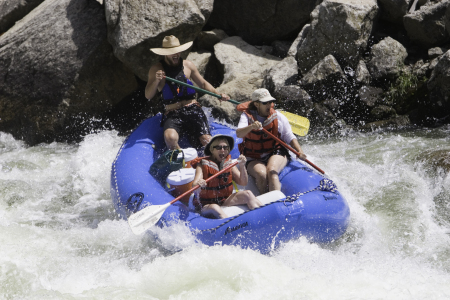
[1,125,449,299]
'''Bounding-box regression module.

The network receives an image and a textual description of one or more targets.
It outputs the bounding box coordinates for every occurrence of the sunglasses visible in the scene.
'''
[258,101,275,105]
[212,145,230,151]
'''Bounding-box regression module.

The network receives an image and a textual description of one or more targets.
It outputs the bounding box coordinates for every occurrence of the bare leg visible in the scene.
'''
[201,203,228,219]
[247,160,268,194]
[266,154,288,191]
[164,128,180,150]
[223,190,263,210]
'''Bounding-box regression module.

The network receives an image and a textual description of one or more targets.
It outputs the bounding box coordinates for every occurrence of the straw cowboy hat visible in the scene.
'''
[150,35,193,55]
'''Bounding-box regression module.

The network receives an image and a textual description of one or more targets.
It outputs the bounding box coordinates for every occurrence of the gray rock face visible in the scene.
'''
[367,37,408,80]
[427,50,450,119]
[207,0,317,44]
[214,36,282,85]
[297,0,379,74]
[358,86,383,107]
[262,56,298,95]
[277,85,314,119]
[301,55,347,87]
[186,51,212,76]
[404,0,450,48]
[288,24,310,58]
[193,0,214,21]
[355,60,372,84]
[0,0,45,33]
[105,0,208,80]
[0,0,138,145]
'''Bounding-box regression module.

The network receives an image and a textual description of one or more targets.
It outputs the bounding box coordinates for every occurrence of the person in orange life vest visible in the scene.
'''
[145,35,230,151]
[236,88,307,194]
[191,134,263,219]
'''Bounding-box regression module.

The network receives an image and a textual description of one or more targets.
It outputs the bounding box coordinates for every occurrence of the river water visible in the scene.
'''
[1,123,450,299]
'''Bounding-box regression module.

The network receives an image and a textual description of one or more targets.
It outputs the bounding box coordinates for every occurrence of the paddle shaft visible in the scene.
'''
[165,76,310,137]
[261,128,325,174]
[168,161,239,205]
[164,76,240,104]
[165,76,322,172]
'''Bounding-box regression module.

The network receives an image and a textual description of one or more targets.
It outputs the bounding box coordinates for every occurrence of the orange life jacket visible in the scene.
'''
[196,155,234,205]
[237,101,280,159]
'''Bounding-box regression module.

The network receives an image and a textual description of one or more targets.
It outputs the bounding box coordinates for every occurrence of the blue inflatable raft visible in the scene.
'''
[110,114,350,254]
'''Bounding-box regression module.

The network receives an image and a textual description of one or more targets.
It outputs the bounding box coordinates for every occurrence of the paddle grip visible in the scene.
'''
[169,161,239,205]
[261,128,325,174]
[164,76,240,105]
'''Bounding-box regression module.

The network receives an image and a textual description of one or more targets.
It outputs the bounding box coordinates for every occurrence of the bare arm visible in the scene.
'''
[289,138,307,160]
[231,155,248,186]
[145,64,166,100]
[192,164,206,188]
[186,60,230,101]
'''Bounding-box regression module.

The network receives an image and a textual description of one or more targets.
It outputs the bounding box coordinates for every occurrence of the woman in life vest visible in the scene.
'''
[145,35,230,152]
[192,134,262,219]
[236,88,307,194]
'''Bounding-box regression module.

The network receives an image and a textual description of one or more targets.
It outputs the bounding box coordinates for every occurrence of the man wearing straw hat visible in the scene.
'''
[145,35,230,152]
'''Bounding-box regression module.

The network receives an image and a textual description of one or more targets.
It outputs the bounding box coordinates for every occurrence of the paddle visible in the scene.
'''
[260,127,325,174]
[128,161,239,235]
[164,76,310,136]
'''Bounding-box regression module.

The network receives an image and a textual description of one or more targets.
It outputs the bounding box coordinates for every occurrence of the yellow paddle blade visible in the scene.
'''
[279,110,310,136]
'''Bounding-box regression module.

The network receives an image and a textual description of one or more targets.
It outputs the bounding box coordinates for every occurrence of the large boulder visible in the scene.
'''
[276,85,314,120]
[355,60,372,84]
[199,74,263,124]
[213,36,282,84]
[207,0,317,44]
[105,0,211,80]
[287,24,310,58]
[0,0,45,33]
[403,0,450,48]
[300,54,350,102]
[427,50,450,120]
[366,36,408,80]
[296,0,379,74]
[199,37,283,123]
[0,0,138,145]
[262,56,299,95]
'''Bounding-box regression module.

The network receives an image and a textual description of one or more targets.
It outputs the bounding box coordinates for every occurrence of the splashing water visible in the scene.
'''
[1,124,450,299]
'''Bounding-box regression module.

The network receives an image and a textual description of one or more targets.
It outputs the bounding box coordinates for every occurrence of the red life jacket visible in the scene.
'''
[196,155,234,205]
[237,101,280,159]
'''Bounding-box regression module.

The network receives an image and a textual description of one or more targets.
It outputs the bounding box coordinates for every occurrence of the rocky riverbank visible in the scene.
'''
[1,0,450,145]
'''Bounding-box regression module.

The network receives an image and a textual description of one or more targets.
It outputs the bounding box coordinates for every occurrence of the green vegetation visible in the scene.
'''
[387,71,418,101]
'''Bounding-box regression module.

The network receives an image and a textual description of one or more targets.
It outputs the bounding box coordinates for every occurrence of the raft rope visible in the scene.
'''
[284,178,338,203]
[201,178,338,232]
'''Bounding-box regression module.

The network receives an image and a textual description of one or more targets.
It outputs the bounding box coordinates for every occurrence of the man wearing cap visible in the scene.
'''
[145,35,230,152]
[236,88,307,194]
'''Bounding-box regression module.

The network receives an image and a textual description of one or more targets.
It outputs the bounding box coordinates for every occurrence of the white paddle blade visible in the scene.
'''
[128,203,170,235]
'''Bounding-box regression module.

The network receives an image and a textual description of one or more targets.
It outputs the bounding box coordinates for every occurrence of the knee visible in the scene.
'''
[253,170,267,180]
[164,130,178,142]
[266,167,279,177]
[245,190,256,198]
[210,203,221,210]
[239,190,254,200]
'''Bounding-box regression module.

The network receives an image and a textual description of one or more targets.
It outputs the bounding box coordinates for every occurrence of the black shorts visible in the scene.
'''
[246,146,290,168]
[162,103,211,148]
